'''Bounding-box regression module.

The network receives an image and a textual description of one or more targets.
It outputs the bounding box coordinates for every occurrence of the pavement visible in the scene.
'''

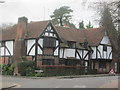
[99,79,118,88]
[1,74,119,89]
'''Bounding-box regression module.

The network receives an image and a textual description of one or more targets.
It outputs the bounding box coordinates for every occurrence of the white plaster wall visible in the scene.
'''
[91,47,96,59]
[37,46,42,54]
[6,41,13,55]
[103,51,107,59]
[110,53,112,59]
[54,47,59,56]
[56,40,58,46]
[107,46,112,59]
[64,49,75,58]
[38,38,43,48]
[0,47,4,56]
[83,50,88,60]
[97,45,103,58]
[27,39,35,55]
[60,48,63,58]
[76,53,80,59]
[100,36,111,45]
[76,50,82,59]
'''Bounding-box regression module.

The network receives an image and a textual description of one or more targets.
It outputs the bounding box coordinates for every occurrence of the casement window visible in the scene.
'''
[103,44,107,51]
[67,41,76,48]
[42,59,54,65]
[43,37,56,48]
[99,62,106,68]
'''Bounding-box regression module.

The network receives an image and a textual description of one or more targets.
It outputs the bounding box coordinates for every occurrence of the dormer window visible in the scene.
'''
[67,41,76,48]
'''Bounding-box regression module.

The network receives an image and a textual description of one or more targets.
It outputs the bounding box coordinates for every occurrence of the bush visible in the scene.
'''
[17,61,35,76]
[26,67,35,76]
[1,64,14,75]
[35,72,45,77]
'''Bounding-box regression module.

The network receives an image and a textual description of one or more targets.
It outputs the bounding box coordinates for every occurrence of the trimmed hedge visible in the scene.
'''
[39,65,97,76]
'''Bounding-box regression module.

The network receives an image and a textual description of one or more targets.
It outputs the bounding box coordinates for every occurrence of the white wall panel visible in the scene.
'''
[64,49,75,58]
[38,47,42,54]
[110,53,112,59]
[77,50,82,59]
[83,50,88,60]
[54,47,59,56]
[107,46,112,59]
[27,39,35,55]
[101,36,111,45]
[0,47,4,56]
[38,38,43,48]
[60,48,63,58]
[103,51,107,59]
[76,53,80,59]
[5,48,9,55]
[91,47,96,59]
[97,45,103,58]
[29,46,35,55]
[56,40,59,46]
[6,41,13,55]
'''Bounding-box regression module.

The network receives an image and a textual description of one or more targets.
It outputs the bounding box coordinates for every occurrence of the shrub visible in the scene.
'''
[7,64,14,75]
[17,61,35,76]
[26,67,35,76]
[1,64,14,75]
[35,72,45,77]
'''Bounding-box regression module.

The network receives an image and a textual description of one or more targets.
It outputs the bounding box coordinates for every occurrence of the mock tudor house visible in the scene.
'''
[0,17,118,74]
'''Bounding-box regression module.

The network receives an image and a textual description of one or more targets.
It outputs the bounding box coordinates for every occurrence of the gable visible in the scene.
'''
[40,22,62,42]
[100,32,111,45]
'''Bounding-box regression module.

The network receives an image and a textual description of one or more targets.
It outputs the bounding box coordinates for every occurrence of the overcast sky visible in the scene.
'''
[0,0,116,27]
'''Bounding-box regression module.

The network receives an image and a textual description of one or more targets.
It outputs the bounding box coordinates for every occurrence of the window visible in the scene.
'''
[103,45,107,51]
[42,59,54,65]
[67,41,75,48]
[43,37,56,48]
[99,62,106,68]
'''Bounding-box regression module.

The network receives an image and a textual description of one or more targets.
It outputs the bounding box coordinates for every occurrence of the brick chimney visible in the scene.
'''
[14,16,28,75]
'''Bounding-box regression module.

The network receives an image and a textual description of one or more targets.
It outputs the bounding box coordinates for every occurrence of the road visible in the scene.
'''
[2,75,119,88]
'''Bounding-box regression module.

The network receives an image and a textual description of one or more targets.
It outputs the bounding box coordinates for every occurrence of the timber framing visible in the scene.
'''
[0,16,119,74]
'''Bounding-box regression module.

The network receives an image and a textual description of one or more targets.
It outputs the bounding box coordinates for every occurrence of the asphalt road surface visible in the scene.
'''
[2,75,118,88]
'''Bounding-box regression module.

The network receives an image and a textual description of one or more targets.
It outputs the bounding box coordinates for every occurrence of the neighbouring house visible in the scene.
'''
[0,17,119,74]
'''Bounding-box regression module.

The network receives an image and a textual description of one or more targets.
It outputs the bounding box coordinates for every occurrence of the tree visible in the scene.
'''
[50,6,74,27]
[78,20,85,29]
[100,4,119,70]
[0,23,14,29]
[86,21,93,28]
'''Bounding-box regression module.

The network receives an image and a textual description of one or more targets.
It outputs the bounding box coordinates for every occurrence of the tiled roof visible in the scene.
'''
[55,26,86,43]
[1,20,105,46]
[1,20,50,41]
[84,27,105,46]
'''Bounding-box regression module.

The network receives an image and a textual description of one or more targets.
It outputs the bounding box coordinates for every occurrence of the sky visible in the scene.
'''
[0,0,117,28]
